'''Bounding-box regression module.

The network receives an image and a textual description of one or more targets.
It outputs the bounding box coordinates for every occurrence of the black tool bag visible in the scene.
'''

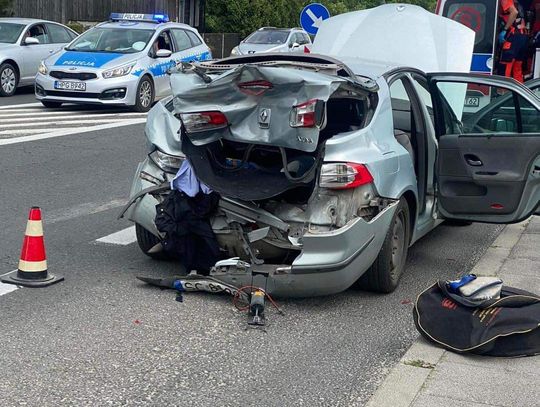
[413,281,540,357]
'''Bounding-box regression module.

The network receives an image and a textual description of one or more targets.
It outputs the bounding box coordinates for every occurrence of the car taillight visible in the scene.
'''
[304,45,310,53]
[238,80,273,96]
[290,99,322,128]
[178,111,228,133]
[319,163,374,189]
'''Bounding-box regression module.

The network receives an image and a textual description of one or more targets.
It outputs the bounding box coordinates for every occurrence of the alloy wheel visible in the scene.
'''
[1,67,16,94]
[139,81,152,107]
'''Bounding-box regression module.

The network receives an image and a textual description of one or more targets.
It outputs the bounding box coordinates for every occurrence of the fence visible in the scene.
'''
[202,33,241,59]
[8,0,201,26]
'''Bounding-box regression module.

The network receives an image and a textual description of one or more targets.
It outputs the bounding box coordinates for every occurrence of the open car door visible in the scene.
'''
[428,73,540,223]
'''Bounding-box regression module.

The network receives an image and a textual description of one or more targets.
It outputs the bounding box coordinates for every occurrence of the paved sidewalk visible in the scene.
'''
[366,217,540,407]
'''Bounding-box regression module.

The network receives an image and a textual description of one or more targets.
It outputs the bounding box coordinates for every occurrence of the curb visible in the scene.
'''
[365,219,531,407]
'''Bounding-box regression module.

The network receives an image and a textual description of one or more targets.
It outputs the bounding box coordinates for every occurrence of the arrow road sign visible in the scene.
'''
[300,3,331,35]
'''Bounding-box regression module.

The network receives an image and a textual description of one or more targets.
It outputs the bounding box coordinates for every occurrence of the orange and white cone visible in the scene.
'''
[1,207,63,288]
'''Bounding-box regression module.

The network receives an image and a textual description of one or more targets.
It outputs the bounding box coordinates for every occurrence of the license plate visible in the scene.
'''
[54,81,86,91]
[464,97,480,107]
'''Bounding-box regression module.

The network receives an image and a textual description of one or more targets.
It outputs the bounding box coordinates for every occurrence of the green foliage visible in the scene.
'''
[0,0,13,17]
[206,0,438,36]
[66,22,85,34]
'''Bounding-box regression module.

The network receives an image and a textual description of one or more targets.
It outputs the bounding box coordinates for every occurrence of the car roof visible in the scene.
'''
[0,17,60,25]
[96,20,197,31]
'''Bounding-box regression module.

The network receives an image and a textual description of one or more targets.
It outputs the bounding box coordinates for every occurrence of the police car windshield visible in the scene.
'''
[66,27,154,53]
[0,22,25,44]
[245,30,289,44]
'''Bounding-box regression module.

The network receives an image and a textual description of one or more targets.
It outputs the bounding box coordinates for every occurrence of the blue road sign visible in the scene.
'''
[300,3,331,35]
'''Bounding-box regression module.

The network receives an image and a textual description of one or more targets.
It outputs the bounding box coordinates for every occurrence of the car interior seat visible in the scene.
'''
[391,98,416,167]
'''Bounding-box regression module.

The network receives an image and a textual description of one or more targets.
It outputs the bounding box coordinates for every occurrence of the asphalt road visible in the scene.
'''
[0,86,36,106]
[0,107,504,406]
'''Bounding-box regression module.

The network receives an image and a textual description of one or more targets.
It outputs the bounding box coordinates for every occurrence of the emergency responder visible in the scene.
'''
[497,0,529,82]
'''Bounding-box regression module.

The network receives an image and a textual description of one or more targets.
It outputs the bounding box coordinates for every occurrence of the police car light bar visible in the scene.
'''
[109,13,169,23]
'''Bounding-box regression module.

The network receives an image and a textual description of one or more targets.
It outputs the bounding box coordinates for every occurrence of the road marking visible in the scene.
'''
[96,226,137,246]
[1,112,146,122]
[46,198,127,225]
[0,102,41,110]
[0,104,148,143]
[0,119,147,145]
[0,283,18,297]
[1,119,141,129]
[0,270,19,297]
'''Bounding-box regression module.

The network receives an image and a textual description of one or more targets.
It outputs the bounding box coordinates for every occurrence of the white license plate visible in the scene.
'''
[464,97,480,107]
[54,81,86,91]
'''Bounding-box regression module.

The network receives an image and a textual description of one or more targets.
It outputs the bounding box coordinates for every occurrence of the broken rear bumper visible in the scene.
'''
[123,157,398,297]
[211,201,398,297]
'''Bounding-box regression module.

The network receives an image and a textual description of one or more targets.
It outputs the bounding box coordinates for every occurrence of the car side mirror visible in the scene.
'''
[24,37,40,45]
[290,42,300,49]
[155,49,172,58]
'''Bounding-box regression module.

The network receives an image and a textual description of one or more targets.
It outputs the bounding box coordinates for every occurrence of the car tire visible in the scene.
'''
[133,76,154,112]
[355,197,411,293]
[0,62,18,97]
[41,101,63,108]
[135,223,169,260]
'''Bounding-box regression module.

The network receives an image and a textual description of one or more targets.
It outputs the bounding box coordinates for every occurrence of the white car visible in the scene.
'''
[230,27,311,56]
[35,13,211,111]
[0,18,78,96]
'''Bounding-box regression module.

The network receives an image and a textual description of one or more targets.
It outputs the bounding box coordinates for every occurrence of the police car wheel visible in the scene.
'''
[134,76,154,112]
[0,62,18,97]
[41,101,63,108]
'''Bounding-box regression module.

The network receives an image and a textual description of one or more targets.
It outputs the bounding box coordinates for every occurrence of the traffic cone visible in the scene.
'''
[1,207,63,288]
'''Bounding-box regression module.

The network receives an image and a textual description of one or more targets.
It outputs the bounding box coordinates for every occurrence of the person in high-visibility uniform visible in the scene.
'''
[497,0,529,82]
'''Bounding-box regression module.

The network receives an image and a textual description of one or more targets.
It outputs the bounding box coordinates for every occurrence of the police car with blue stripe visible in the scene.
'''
[35,13,212,111]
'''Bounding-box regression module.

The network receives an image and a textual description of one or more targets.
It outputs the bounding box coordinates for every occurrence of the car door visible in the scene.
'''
[428,73,540,223]
[19,23,57,81]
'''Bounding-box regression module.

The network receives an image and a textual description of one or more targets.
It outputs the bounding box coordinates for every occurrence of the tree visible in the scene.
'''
[205,0,438,36]
[0,0,13,17]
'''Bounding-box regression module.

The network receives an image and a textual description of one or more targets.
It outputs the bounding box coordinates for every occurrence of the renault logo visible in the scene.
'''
[258,108,271,128]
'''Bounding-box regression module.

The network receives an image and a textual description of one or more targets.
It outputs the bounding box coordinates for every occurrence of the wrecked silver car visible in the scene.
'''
[121,5,540,297]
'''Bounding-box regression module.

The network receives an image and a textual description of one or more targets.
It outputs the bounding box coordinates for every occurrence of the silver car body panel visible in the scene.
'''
[313,4,475,74]
[35,21,211,106]
[170,64,357,153]
[124,6,478,297]
[0,18,76,87]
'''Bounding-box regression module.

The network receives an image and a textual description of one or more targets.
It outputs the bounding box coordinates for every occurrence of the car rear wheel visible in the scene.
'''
[133,76,154,112]
[0,62,18,97]
[135,223,168,260]
[41,101,63,108]
[355,197,411,293]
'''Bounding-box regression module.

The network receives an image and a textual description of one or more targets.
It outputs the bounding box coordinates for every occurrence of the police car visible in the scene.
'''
[35,13,211,111]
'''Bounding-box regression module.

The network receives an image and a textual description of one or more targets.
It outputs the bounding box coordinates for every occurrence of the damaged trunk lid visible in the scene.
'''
[169,57,376,201]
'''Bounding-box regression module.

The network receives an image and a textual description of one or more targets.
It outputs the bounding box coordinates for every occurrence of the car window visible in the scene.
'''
[302,33,311,44]
[390,78,413,132]
[435,81,540,134]
[25,24,50,44]
[245,30,289,44]
[67,28,154,53]
[296,33,307,45]
[411,76,435,130]
[46,23,73,43]
[151,30,173,54]
[171,29,192,52]
[0,22,25,44]
[185,30,202,47]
